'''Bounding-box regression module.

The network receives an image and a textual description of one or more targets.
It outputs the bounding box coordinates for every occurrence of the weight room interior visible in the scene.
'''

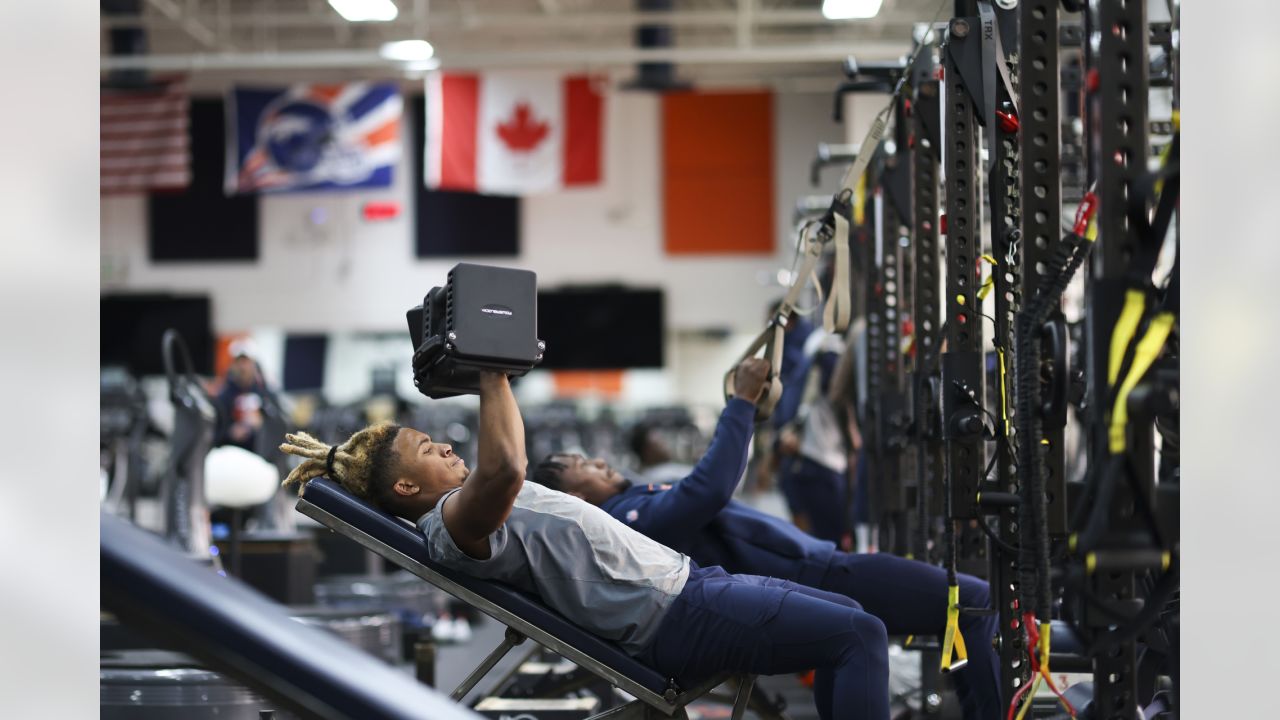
[98,1,1181,719]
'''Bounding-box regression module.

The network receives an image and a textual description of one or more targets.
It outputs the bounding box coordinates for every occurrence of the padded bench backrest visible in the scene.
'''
[301,478,671,695]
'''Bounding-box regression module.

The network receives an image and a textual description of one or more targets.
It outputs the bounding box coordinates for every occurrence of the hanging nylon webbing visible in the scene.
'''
[724,221,832,420]
[723,1,948,418]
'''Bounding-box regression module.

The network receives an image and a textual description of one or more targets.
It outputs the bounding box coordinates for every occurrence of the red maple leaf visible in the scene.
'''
[496,102,550,152]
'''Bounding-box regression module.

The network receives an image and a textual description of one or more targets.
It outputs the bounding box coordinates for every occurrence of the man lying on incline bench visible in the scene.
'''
[531,358,1002,720]
[281,370,891,720]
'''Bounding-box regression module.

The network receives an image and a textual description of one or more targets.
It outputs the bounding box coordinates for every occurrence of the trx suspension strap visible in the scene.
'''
[723,294,790,420]
[1072,129,1179,554]
[723,17,943,418]
[1108,130,1180,454]
[724,194,855,420]
[939,578,969,673]
[725,0,960,420]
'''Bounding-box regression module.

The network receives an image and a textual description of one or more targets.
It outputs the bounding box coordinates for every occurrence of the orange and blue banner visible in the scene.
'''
[226,82,402,194]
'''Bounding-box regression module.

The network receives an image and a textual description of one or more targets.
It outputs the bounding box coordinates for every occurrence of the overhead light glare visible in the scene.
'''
[380,40,434,62]
[328,0,398,22]
[822,0,884,20]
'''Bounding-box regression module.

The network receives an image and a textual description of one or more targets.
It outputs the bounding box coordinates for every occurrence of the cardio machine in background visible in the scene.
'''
[159,329,218,562]
[248,374,298,534]
[100,366,154,521]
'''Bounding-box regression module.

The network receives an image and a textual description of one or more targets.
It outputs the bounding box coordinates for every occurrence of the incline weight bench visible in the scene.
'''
[297,477,762,720]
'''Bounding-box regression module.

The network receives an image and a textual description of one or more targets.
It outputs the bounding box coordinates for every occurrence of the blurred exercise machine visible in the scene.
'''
[159,329,217,560]
[101,512,477,720]
[100,366,153,520]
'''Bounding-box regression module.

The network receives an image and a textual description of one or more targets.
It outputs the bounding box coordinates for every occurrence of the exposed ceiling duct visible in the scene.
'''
[101,0,149,87]
[625,0,689,92]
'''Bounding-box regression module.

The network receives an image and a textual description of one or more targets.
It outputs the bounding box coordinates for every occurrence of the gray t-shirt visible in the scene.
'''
[417,481,691,655]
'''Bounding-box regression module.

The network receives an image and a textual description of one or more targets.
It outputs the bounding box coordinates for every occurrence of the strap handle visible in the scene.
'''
[724,321,786,422]
[939,584,969,673]
[723,190,854,420]
[1109,311,1175,453]
[823,201,853,334]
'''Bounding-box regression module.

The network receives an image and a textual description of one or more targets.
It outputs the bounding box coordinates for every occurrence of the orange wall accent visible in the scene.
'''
[662,91,775,255]
[214,333,248,379]
[552,370,625,398]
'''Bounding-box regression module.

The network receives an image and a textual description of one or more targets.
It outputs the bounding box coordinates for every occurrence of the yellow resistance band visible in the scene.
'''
[939,585,969,672]
[1038,621,1052,675]
[1108,289,1147,387]
[1109,311,1176,453]
[1013,622,1054,717]
[1036,621,1078,717]
[1014,675,1043,720]
[977,254,997,301]
[997,347,1010,436]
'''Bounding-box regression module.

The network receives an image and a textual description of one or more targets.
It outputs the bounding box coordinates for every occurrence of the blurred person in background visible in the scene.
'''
[215,339,270,452]
[771,306,851,547]
[628,422,695,485]
[829,316,870,551]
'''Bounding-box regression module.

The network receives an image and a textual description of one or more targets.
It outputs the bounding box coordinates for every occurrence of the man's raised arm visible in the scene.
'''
[442,372,527,558]
[630,358,769,540]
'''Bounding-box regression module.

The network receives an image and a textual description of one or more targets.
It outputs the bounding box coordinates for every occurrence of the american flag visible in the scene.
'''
[100,79,191,195]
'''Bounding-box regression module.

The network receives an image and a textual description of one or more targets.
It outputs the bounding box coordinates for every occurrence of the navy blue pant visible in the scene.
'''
[778,455,848,544]
[852,449,870,525]
[818,553,1001,720]
[643,565,889,720]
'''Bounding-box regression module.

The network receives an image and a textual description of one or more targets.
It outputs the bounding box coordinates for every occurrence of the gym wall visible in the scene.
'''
[100,90,842,337]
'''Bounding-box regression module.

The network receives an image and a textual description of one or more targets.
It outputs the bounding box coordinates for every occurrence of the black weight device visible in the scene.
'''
[407,263,544,399]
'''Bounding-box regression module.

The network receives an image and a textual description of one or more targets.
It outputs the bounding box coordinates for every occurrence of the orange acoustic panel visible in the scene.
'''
[552,370,625,399]
[662,91,775,255]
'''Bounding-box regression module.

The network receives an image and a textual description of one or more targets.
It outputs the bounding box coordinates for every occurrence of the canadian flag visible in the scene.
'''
[425,71,605,195]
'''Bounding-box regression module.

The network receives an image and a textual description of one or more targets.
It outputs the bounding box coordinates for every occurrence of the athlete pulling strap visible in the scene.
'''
[723,104,894,421]
[724,213,852,420]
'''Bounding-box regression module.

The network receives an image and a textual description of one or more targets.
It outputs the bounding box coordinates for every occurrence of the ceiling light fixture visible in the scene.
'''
[380,39,434,62]
[328,0,399,22]
[822,0,884,20]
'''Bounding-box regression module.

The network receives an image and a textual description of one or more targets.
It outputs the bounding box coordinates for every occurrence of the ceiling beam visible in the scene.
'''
[99,41,911,72]
[144,0,218,48]
[102,8,923,32]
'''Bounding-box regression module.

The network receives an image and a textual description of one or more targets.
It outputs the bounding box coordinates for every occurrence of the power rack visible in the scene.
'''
[798,0,1180,716]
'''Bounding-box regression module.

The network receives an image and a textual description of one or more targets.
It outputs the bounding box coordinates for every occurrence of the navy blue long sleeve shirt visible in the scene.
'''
[772,317,815,431]
[601,397,838,586]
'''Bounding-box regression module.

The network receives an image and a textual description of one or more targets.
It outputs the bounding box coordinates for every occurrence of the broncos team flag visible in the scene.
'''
[425,71,605,195]
[226,82,403,194]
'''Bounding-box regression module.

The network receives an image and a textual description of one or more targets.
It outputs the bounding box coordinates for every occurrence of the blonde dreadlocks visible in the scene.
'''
[279,422,404,508]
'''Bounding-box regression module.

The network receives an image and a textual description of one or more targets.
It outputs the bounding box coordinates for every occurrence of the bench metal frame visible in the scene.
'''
[298,497,757,719]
